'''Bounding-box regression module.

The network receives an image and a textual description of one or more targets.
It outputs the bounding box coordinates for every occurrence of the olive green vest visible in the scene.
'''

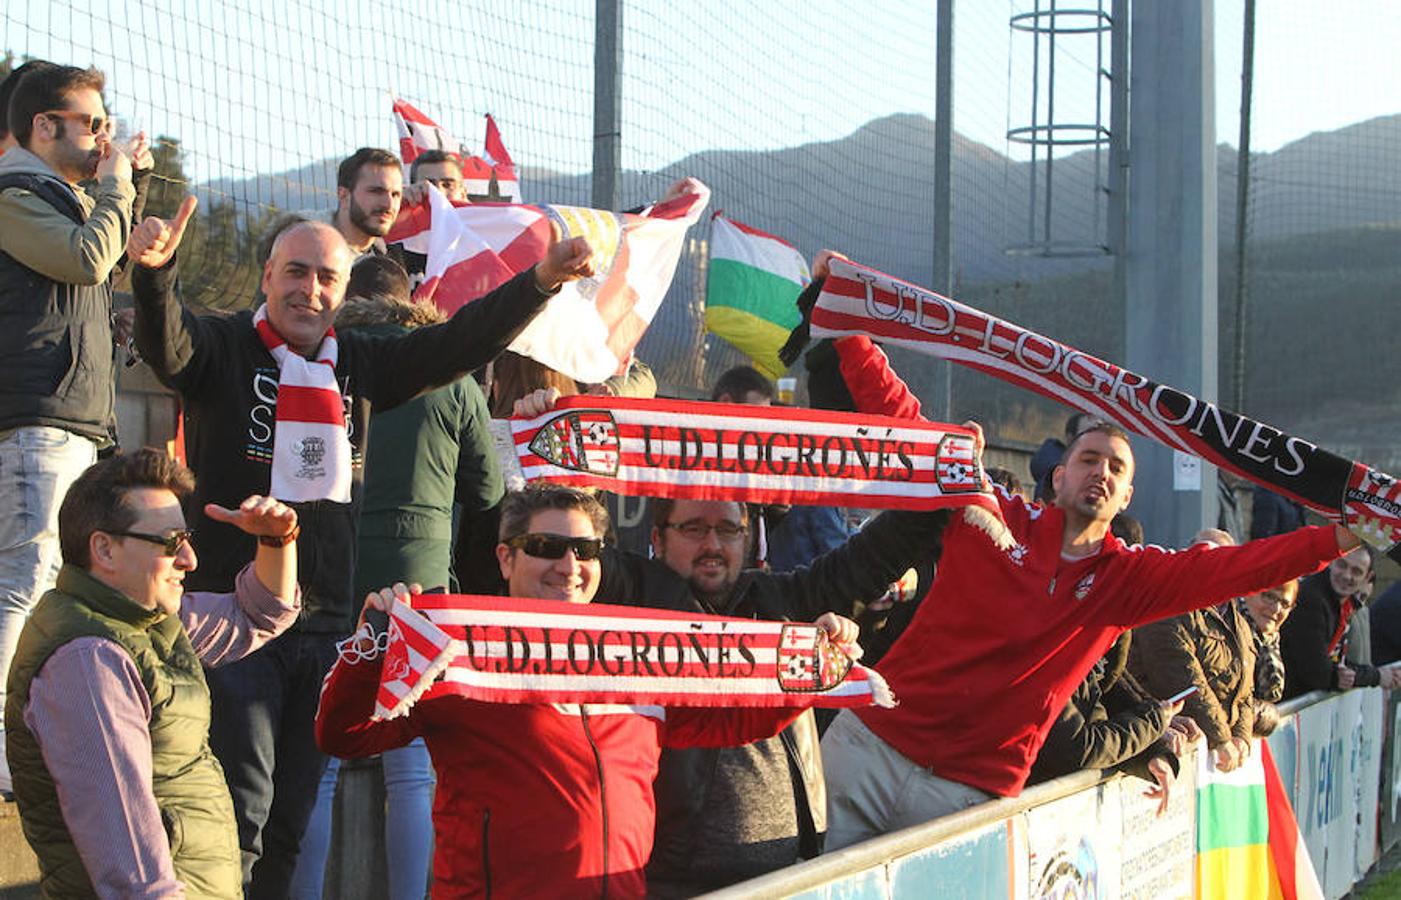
[4,565,241,899]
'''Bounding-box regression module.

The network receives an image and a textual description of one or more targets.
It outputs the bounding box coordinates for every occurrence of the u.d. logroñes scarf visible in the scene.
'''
[373,593,894,720]
[500,395,1008,531]
[808,258,1401,561]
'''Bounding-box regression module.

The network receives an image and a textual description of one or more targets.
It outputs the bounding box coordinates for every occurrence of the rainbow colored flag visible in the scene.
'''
[1195,741,1323,900]
[704,215,809,379]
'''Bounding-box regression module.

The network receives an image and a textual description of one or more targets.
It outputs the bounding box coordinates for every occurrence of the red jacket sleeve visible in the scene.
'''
[314,654,423,758]
[833,336,924,421]
[1114,525,1342,628]
[660,706,802,749]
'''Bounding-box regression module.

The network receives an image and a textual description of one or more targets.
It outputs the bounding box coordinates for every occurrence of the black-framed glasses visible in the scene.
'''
[110,528,195,556]
[42,109,111,136]
[506,533,605,561]
[662,520,747,542]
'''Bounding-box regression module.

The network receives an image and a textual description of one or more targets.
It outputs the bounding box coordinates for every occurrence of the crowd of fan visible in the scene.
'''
[0,61,1386,899]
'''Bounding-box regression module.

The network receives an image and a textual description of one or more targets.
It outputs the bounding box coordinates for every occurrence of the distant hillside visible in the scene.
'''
[193,113,1401,468]
[938,222,1401,471]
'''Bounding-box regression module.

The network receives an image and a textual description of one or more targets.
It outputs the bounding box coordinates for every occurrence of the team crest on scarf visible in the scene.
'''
[528,411,620,477]
[935,434,985,494]
[777,624,854,693]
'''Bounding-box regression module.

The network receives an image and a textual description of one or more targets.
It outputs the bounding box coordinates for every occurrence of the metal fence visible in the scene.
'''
[3,0,1396,471]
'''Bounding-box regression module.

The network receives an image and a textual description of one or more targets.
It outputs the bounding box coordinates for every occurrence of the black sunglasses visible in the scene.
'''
[506,533,605,561]
[42,109,111,136]
[111,528,195,556]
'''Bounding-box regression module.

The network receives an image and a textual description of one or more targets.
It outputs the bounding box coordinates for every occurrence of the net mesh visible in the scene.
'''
[3,1,1394,468]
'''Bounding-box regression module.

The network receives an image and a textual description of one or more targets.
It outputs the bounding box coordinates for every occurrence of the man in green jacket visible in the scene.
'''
[5,449,301,898]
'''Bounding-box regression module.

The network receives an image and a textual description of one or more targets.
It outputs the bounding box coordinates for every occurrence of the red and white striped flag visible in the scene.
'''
[386,183,710,382]
[463,113,520,202]
[373,593,894,721]
[391,97,464,164]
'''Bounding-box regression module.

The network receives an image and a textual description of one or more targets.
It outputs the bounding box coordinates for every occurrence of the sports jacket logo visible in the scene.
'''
[528,410,620,476]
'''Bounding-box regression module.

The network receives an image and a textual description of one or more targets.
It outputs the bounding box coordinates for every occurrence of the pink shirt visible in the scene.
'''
[22,564,299,899]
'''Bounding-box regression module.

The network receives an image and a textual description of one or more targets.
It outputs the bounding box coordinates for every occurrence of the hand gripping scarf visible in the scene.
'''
[496,395,1015,547]
[371,593,894,720]
[806,258,1401,562]
[252,305,352,503]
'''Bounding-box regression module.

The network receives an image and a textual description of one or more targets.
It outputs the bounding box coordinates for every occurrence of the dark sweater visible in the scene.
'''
[133,263,550,631]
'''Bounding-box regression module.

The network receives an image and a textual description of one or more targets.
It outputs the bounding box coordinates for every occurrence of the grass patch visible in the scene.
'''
[1358,868,1401,899]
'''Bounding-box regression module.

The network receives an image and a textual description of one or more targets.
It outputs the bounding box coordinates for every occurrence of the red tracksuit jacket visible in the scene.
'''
[316,652,799,899]
[830,335,1343,796]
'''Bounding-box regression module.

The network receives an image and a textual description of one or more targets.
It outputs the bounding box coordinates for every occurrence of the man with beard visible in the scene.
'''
[0,63,135,797]
[327,147,402,260]
[615,497,943,894]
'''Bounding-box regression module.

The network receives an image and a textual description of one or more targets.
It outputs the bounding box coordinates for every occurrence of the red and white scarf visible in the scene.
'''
[499,396,1009,544]
[373,593,894,720]
[253,305,352,503]
[809,258,1401,562]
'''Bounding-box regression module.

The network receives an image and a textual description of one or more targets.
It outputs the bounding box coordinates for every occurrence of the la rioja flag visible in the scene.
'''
[388,181,711,383]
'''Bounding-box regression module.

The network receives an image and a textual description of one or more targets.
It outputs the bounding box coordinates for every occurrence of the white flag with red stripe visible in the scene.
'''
[373,593,893,721]
[391,97,464,164]
[391,98,521,202]
[386,183,710,383]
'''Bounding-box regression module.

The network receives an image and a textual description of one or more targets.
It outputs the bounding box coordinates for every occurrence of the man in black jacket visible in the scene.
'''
[1030,634,1182,814]
[128,200,594,896]
[609,496,943,895]
[1280,546,1399,698]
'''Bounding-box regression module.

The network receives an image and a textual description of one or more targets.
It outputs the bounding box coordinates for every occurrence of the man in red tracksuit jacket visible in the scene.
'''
[316,484,855,898]
[815,326,1362,851]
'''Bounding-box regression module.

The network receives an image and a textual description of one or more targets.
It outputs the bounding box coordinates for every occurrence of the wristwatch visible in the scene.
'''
[258,525,300,547]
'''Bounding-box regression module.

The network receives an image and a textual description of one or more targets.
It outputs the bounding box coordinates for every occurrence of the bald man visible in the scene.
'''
[129,200,594,896]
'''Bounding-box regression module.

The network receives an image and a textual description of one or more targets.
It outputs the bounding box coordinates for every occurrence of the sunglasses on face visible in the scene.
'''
[506,532,605,561]
[111,528,196,556]
[42,109,112,136]
[663,520,747,542]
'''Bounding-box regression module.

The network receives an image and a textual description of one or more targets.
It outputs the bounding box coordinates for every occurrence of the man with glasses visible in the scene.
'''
[5,449,301,897]
[316,483,857,897]
[605,499,942,894]
[0,63,138,797]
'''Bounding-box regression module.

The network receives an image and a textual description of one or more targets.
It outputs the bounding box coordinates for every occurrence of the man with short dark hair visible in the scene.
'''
[500,389,944,892]
[129,198,595,894]
[0,60,57,153]
[330,146,403,259]
[5,449,300,897]
[1280,545,1397,697]
[817,388,1363,847]
[0,63,136,795]
[710,364,776,406]
[316,483,854,898]
[408,149,465,202]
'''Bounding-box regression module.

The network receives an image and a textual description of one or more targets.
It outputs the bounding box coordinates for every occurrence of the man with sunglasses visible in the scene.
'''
[5,449,302,897]
[316,483,859,898]
[0,63,139,797]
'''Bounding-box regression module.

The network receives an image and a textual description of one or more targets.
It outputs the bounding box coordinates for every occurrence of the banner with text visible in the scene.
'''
[809,258,1401,561]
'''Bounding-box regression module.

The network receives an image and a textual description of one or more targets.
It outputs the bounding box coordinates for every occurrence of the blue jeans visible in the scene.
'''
[290,740,436,900]
[206,629,341,899]
[0,426,96,789]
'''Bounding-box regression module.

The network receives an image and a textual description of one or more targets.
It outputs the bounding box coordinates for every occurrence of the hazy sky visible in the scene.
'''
[3,0,1397,186]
